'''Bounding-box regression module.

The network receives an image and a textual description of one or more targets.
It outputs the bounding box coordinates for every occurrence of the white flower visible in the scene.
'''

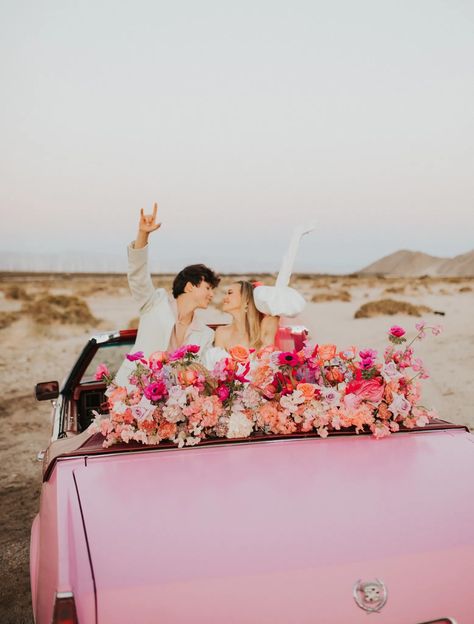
[111,400,128,415]
[280,390,305,413]
[241,386,262,409]
[226,406,254,439]
[320,387,341,407]
[162,404,185,423]
[381,361,403,383]
[389,393,411,417]
[167,385,188,407]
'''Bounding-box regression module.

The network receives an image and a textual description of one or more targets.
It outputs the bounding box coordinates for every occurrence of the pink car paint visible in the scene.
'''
[31,428,474,623]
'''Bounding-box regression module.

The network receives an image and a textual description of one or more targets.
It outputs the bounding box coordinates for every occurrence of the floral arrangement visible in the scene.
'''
[92,322,442,447]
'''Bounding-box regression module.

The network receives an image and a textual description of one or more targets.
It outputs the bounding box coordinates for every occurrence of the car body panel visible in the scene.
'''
[32,459,96,624]
[66,430,474,623]
[30,329,474,623]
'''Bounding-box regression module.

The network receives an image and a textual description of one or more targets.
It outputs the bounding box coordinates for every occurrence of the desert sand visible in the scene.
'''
[1,272,473,623]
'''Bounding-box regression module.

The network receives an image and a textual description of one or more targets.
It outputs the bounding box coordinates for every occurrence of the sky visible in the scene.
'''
[0,0,473,273]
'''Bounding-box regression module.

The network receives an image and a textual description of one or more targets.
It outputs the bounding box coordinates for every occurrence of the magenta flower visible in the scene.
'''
[169,344,200,361]
[144,381,168,402]
[126,351,145,362]
[94,363,110,381]
[359,348,377,361]
[186,344,201,354]
[360,357,375,370]
[216,385,230,401]
[278,352,299,367]
[389,325,406,338]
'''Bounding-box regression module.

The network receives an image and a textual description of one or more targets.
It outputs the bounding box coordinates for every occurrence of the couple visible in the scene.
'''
[115,203,308,385]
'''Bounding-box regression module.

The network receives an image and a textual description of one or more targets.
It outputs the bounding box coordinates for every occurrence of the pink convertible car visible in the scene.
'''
[31,329,474,624]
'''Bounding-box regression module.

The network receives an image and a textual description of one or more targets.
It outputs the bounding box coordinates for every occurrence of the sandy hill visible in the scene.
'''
[360,249,474,277]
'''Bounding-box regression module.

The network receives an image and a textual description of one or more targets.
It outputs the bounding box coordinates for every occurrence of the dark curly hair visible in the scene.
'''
[172,264,220,298]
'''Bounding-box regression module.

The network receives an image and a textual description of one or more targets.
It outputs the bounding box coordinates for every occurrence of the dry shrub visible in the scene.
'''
[459,286,472,293]
[354,298,432,319]
[128,317,139,329]
[0,311,22,330]
[24,295,99,325]
[384,286,406,295]
[2,285,32,301]
[312,290,351,303]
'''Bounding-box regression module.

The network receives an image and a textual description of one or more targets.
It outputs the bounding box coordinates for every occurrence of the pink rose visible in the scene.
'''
[95,363,110,381]
[347,378,384,403]
[389,325,406,338]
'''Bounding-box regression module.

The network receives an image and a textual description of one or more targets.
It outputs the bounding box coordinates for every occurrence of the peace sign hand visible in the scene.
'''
[139,202,161,234]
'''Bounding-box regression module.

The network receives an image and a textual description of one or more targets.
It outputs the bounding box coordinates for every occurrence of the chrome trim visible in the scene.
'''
[55,591,74,599]
[418,619,458,624]
[90,330,121,344]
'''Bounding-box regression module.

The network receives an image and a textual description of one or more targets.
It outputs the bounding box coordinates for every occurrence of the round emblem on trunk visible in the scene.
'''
[353,579,388,612]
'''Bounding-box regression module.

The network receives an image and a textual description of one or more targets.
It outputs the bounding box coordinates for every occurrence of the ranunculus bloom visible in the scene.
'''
[359,348,377,361]
[296,383,316,400]
[126,351,145,362]
[277,352,299,367]
[389,325,406,338]
[95,363,110,381]
[229,345,250,363]
[318,344,337,361]
[178,369,199,386]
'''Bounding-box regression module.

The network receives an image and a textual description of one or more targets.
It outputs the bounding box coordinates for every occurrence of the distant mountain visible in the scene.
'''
[360,249,474,277]
[0,251,126,273]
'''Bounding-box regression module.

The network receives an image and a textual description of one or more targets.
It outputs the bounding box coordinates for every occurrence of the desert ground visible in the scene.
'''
[1,271,473,622]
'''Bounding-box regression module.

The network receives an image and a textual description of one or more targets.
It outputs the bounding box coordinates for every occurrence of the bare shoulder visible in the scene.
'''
[261,315,279,346]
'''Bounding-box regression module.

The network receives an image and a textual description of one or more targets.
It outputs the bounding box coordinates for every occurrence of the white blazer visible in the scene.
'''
[114,242,214,386]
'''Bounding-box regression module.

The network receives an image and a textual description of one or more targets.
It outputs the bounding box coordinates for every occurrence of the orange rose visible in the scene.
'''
[229,345,250,363]
[296,383,316,400]
[178,369,198,386]
[318,344,337,361]
[325,367,344,384]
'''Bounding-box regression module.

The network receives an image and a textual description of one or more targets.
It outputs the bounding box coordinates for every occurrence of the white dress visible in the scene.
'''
[202,225,315,371]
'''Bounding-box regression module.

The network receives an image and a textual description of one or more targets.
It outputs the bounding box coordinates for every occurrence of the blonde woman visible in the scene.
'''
[215,280,278,351]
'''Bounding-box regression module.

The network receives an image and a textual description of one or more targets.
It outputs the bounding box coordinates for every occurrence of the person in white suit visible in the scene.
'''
[115,203,220,386]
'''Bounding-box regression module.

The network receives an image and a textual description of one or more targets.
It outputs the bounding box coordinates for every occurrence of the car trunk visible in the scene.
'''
[73,430,474,623]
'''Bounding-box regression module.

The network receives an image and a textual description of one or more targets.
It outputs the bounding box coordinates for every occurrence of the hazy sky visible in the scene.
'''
[0,0,473,272]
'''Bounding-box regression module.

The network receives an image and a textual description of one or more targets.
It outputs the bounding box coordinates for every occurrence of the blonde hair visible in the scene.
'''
[237,281,263,349]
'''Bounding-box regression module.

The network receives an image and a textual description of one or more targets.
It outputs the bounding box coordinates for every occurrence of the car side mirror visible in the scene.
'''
[35,381,59,401]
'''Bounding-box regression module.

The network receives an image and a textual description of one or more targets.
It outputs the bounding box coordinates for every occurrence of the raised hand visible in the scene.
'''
[135,202,161,248]
[139,202,161,234]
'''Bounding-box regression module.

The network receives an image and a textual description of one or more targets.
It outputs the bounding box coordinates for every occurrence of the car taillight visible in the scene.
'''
[52,592,78,624]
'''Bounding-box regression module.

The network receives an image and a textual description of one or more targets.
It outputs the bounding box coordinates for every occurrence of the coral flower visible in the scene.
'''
[229,345,250,363]
[318,344,337,361]
[178,369,199,386]
[296,383,316,400]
